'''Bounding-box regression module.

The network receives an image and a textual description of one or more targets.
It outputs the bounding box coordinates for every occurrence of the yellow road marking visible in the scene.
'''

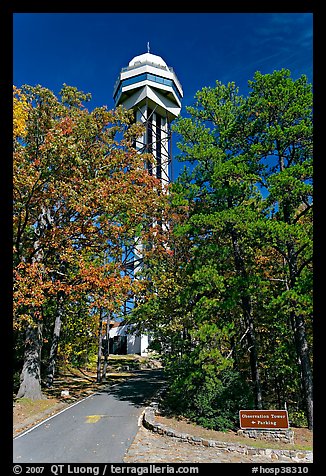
[85,415,103,423]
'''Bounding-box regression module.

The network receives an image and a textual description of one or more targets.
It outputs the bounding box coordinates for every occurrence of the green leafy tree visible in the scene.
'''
[172,80,265,410]
[133,69,313,430]
[243,70,313,428]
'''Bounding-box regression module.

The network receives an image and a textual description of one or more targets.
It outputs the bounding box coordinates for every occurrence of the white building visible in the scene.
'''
[109,321,149,356]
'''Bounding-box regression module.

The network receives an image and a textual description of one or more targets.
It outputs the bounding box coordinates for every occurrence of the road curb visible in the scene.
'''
[142,404,313,463]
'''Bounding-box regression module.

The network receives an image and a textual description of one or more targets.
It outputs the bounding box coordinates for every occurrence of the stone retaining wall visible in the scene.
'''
[142,404,313,463]
[237,428,294,444]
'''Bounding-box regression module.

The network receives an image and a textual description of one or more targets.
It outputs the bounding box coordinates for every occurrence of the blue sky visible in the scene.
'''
[13,12,313,179]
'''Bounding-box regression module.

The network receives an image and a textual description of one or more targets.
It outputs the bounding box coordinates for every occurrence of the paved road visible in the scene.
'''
[13,369,164,463]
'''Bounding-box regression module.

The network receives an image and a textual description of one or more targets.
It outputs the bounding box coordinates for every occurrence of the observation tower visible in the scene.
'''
[113,48,183,327]
[113,47,183,186]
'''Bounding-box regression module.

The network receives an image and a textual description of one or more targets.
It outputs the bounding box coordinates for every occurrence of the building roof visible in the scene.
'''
[128,52,168,69]
[109,320,124,328]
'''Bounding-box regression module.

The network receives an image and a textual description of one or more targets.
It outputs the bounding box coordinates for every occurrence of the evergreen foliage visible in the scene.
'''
[133,69,313,430]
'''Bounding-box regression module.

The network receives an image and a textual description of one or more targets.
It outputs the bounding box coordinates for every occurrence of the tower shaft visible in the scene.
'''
[134,102,172,184]
[113,51,183,316]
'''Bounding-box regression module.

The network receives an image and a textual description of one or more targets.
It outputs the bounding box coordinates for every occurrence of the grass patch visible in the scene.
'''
[13,397,60,425]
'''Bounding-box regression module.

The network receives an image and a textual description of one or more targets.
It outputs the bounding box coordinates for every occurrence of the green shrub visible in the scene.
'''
[190,369,254,431]
[289,409,308,428]
[163,364,253,431]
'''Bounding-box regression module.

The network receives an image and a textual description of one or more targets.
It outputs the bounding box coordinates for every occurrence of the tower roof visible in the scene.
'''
[128,52,168,69]
[113,50,183,120]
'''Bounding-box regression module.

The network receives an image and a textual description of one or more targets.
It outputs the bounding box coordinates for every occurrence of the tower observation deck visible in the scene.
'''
[113,50,183,317]
[113,51,183,185]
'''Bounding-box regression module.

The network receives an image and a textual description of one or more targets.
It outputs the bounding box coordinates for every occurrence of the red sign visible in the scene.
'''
[239,410,289,429]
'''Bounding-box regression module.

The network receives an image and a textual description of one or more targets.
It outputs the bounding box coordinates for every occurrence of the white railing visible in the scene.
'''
[113,60,183,98]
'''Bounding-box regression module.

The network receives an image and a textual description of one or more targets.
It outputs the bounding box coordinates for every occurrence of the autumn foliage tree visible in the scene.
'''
[13,84,163,399]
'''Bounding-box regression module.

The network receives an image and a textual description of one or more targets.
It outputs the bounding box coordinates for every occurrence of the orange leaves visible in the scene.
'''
[13,262,46,315]
[254,247,284,280]
[76,257,136,312]
[13,83,173,329]
[58,116,73,135]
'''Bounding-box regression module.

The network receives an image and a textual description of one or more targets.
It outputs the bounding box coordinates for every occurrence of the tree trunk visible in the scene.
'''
[231,228,263,409]
[101,318,110,382]
[46,295,64,387]
[290,308,313,429]
[16,207,52,399]
[16,315,45,400]
[102,343,109,382]
[286,243,313,429]
[241,294,263,409]
[96,309,103,383]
